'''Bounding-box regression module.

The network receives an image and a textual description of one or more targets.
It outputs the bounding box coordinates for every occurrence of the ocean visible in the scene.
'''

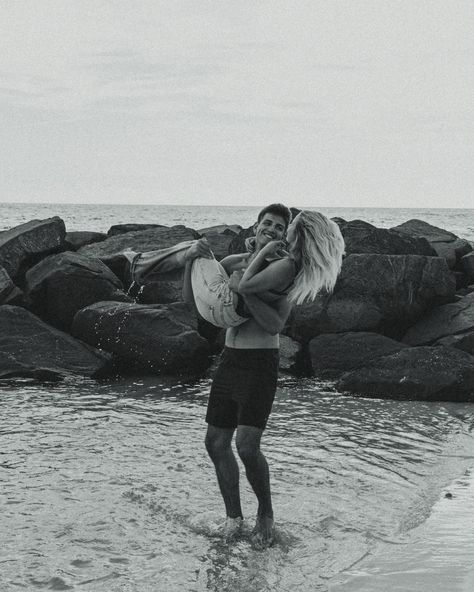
[1,202,474,592]
[1,202,474,242]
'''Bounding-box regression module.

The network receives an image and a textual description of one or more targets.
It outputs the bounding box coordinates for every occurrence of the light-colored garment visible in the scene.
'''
[191,257,247,328]
[124,241,247,329]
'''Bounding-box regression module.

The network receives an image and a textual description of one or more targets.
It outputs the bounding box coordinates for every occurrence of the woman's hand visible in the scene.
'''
[185,238,213,261]
[259,240,289,260]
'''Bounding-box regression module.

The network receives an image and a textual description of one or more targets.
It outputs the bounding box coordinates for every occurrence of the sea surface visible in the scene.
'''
[1,203,474,591]
[1,202,474,242]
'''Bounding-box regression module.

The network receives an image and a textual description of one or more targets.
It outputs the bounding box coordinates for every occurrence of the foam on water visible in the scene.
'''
[1,376,474,591]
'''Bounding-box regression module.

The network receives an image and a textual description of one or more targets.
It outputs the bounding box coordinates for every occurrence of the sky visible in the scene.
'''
[0,1,472,208]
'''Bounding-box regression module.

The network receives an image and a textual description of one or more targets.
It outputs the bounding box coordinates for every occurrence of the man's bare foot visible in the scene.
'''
[223,516,243,541]
[251,515,275,549]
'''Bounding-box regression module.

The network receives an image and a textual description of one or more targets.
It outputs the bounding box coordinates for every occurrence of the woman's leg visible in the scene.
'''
[191,257,248,328]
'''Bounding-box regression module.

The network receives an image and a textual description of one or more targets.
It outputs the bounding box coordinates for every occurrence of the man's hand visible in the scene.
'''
[185,238,213,261]
[229,269,244,292]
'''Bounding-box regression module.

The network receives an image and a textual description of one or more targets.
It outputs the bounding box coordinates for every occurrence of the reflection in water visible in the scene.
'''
[1,375,474,591]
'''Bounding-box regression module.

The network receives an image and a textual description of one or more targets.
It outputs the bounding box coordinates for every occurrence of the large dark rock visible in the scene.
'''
[279,335,303,374]
[65,231,107,250]
[0,305,111,381]
[286,254,455,342]
[107,223,168,237]
[72,301,210,375]
[339,219,436,256]
[79,225,200,287]
[228,226,255,255]
[403,292,474,345]
[0,266,23,305]
[336,346,474,402]
[460,252,474,283]
[391,219,472,268]
[197,226,240,261]
[25,251,130,332]
[435,330,474,356]
[308,332,409,378]
[0,217,66,284]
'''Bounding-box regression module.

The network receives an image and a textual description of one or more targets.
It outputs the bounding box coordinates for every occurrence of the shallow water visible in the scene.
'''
[2,374,474,591]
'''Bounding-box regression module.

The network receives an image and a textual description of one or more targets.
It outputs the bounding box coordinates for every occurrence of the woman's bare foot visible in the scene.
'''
[251,515,275,549]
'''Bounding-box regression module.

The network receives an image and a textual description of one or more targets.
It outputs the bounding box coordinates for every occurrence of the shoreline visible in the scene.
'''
[330,465,474,591]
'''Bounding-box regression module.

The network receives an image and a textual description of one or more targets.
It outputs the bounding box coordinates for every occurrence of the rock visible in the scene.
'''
[79,225,200,286]
[403,292,474,345]
[435,330,474,355]
[391,219,472,268]
[0,266,23,305]
[339,219,436,256]
[286,254,455,342]
[460,252,474,283]
[0,217,66,284]
[107,223,168,237]
[65,231,107,250]
[0,305,111,381]
[308,332,409,378]
[197,226,240,261]
[198,224,242,236]
[453,270,470,290]
[228,225,255,255]
[336,346,474,402]
[279,335,303,373]
[25,251,130,332]
[134,268,185,304]
[72,301,210,375]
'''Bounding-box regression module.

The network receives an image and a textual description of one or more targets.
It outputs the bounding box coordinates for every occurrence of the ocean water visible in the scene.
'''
[1,202,474,591]
[1,202,473,241]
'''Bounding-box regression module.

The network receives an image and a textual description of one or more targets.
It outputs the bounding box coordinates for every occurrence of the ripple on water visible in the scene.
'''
[1,376,474,591]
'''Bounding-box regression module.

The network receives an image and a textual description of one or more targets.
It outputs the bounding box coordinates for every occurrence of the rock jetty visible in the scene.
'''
[0,215,473,401]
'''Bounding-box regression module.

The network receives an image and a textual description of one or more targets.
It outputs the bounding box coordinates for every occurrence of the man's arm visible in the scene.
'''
[242,294,291,336]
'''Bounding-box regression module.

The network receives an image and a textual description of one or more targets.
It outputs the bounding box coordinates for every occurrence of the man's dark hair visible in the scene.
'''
[257,203,292,229]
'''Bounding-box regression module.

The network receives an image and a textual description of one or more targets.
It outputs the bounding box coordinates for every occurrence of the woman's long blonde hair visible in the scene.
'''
[288,210,345,305]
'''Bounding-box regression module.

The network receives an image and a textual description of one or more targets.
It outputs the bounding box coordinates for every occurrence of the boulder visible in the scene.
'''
[403,292,474,345]
[308,332,409,378]
[0,305,111,381]
[79,225,200,286]
[286,254,455,342]
[0,217,66,284]
[197,226,240,261]
[279,335,303,373]
[0,266,23,305]
[198,224,242,236]
[65,231,107,250]
[228,225,255,255]
[460,252,474,283]
[25,251,130,332]
[336,346,474,402]
[107,223,168,237]
[435,330,474,356]
[391,219,472,268]
[72,301,210,375]
[339,219,436,256]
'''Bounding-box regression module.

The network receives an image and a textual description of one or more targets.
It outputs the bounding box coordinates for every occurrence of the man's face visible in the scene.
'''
[254,213,287,249]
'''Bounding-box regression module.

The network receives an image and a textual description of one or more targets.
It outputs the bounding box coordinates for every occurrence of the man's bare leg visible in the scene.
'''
[205,425,243,537]
[236,425,274,547]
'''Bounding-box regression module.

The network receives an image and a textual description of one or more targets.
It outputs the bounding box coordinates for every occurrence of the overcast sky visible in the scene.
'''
[0,1,472,208]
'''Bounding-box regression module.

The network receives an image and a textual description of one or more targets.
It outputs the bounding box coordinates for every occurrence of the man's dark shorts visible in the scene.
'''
[206,346,279,430]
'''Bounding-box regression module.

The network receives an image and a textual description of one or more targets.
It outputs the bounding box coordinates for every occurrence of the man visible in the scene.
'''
[184,203,294,547]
